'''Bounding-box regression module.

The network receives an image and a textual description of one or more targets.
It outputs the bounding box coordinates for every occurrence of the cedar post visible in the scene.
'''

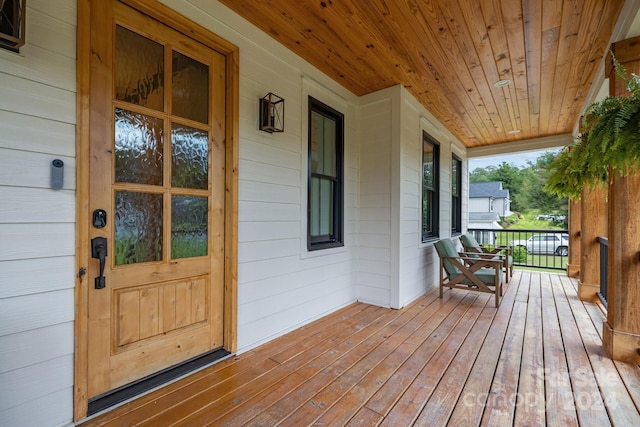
[602,36,640,363]
[566,197,581,278]
[578,186,607,301]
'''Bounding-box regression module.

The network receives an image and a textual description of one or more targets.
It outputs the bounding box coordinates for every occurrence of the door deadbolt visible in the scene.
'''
[93,209,107,228]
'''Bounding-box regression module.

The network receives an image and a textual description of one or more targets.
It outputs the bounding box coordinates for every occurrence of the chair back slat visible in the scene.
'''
[434,238,461,277]
[460,234,481,251]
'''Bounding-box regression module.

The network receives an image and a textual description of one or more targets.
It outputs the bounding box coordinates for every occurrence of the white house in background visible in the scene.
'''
[469,181,512,218]
[468,212,503,245]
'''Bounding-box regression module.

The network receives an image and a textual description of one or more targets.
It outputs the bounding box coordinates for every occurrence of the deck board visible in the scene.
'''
[80,271,640,427]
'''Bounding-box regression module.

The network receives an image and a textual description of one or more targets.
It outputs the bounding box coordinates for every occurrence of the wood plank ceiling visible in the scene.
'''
[219,0,625,148]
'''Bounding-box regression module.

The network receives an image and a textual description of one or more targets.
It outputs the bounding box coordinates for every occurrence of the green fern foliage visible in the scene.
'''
[545,55,640,198]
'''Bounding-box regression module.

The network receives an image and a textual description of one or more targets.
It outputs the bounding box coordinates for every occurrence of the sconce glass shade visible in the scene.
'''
[259,92,284,133]
[0,0,26,52]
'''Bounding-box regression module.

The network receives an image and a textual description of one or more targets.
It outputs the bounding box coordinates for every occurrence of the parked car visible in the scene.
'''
[510,234,569,256]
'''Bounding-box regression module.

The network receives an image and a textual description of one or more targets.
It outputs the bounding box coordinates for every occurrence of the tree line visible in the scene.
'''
[470,150,568,216]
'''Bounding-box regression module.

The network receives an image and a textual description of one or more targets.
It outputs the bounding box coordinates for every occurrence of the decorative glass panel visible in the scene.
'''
[172,51,209,123]
[115,191,163,265]
[171,123,208,189]
[172,195,208,259]
[115,25,164,110]
[310,111,336,177]
[115,108,164,185]
[310,177,333,237]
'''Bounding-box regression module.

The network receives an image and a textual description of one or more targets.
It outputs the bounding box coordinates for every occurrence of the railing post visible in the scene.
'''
[578,185,607,302]
[567,197,581,277]
[597,237,608,307]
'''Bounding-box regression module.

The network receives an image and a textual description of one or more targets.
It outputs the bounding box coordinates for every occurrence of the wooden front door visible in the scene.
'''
[86,0,227,400]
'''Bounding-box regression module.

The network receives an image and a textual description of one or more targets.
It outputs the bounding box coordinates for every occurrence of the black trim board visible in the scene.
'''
[87,348,231,416]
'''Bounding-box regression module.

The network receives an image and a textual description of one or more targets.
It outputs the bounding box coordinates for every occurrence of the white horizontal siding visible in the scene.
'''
[0,110,75,156]
[26,8,77,59]
[0,257,74,298]
[0,73,75,123]
[0,387,73,427]
[0,223,75,261]
[0,354,73,413]
[0,289,74,337]
[0,0,77,426]
[0,187,75,222]
[0,322,74,373]
[0,149,76,189]
[238,201,301,222]
[358,94,393,306]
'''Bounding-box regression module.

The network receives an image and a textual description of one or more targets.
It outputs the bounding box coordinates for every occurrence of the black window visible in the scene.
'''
[451,154,462,235]
[422,132,439,241]
[308,97,344,250]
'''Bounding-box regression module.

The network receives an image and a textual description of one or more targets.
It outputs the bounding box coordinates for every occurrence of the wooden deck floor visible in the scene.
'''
[81,271,640,426]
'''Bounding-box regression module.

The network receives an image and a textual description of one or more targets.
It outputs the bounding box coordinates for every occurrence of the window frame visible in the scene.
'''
[307,96,344,251]
[421,131,440,242]
[451,154,462,235]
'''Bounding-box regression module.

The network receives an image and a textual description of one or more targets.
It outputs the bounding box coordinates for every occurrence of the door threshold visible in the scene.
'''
[87,348,231,416]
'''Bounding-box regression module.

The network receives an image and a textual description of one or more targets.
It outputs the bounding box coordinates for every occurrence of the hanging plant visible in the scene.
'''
[545,55,640,199]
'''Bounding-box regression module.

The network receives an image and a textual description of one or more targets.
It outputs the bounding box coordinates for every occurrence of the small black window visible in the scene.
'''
[308,97,344,250]
[452,154,462,235]
[422,132,440,241]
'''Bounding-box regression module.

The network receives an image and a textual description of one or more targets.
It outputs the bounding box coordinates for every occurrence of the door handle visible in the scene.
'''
[91,237,108,289]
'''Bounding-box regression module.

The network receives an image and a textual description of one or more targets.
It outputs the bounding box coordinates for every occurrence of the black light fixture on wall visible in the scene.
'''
[0,0,26,52]
[259,92,284,133]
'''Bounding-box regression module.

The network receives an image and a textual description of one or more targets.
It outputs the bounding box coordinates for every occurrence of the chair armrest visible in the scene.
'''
[445,254,504,267]
[479,245,511,255]
[459,251,506,260]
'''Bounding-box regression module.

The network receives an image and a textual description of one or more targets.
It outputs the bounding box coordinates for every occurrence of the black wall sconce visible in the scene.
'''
[0,0,26,52]
[259,92,284,133]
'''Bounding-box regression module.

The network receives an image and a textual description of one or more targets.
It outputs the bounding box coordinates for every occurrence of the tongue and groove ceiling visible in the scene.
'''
[219,0,626,148]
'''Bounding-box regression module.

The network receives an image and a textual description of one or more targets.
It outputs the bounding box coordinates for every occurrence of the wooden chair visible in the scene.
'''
[434,238,504,307]
[460,233,513,282]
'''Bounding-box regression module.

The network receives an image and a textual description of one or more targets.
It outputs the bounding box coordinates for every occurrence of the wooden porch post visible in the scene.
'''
[602,36,640,363]
[578,186,607,301]
[567,197,581,278]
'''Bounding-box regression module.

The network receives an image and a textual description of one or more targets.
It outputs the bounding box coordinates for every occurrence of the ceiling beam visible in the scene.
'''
[466,134,572,158]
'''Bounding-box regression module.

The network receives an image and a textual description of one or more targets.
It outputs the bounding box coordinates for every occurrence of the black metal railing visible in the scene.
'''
[598,236,608,307]
[467,228,569,271]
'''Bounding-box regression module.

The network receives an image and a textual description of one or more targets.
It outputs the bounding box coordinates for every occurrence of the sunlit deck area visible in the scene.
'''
[81,270,640,426]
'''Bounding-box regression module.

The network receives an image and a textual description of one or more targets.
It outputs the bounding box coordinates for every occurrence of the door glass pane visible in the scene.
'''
[115,191,163,265]
[310,177,333,237]
[171,195,208,259]
[171,123,208,189]
[115,25,164,111]
[115,108,164,185]
[310,111,336,177]
[172,51,209,123]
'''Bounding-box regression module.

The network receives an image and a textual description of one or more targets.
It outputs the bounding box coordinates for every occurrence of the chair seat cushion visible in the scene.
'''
[452,268,502,285]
